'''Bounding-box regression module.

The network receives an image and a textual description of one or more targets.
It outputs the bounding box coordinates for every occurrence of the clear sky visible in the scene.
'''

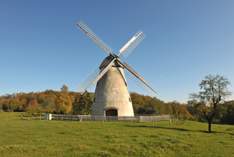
[0,0,234,102]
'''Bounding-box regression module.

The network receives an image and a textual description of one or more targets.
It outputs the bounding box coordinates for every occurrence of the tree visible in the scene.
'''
[72,95,80,114]
[55,85,72,114]
[190,74,231,133]
[26,98,39,113]
[61,84,68,93]
[166,101,193,120]
[220,101,234,124]
[73,93,92,115]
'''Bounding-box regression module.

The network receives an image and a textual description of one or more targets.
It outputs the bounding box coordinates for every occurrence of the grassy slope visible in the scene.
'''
[0,112,233,157]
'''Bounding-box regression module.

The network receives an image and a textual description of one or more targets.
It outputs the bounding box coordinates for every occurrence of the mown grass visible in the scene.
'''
[0,112,234,157]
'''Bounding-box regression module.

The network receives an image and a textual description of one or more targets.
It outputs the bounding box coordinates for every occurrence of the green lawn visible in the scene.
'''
[0,112,234,157]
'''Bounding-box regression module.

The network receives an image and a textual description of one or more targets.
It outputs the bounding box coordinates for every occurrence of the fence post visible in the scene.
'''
[45,113,52,120]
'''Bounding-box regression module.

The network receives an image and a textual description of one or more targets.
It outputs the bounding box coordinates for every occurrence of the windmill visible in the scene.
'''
[77,21,156,117]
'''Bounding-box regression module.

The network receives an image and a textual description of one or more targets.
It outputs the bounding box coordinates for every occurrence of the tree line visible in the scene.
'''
[0,75,234,130]
[0,85,192,118]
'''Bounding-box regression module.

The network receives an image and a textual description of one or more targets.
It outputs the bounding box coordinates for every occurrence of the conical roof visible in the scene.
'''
[99,55,122,69]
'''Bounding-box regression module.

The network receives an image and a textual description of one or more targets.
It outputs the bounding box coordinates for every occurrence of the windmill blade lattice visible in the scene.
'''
[119,61,157,96]
[77,68,100,94]
[78,58,116,94]
[77,21,114,55]
[118,31,145,58]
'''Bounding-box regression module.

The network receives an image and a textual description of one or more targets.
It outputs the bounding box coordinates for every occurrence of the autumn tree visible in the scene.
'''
[190,74,231,133]
[26,98,39,113]
[55,85,72,114]
[72,96,80,114]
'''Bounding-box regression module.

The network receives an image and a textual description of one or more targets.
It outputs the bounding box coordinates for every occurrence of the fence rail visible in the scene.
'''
[139,115,171,122]
[21,113,45,120]
[20,113,172,122]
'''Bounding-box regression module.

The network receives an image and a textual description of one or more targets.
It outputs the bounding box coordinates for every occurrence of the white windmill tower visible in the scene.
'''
[77,21,156,117]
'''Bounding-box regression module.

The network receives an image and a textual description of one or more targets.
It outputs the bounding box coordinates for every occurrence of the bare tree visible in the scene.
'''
[190,74,231,133]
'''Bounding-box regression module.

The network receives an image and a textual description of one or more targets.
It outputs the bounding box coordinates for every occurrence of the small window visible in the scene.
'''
[129,97,132,102]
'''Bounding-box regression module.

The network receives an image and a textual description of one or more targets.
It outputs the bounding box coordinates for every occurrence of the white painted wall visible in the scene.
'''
[92,66,134,116]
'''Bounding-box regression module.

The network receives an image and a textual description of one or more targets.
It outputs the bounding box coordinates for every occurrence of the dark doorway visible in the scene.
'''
[105,109,118,116]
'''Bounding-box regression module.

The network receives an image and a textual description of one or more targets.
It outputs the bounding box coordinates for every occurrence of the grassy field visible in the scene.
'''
[0,112,234,157]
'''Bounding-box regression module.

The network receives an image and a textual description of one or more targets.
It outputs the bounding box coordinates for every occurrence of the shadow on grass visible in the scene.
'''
[125,124,234,136]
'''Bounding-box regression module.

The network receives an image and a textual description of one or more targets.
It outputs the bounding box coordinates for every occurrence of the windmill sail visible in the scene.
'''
[77,21,114,55]
[78,58,116,94]
[118,31,145,58]
[118,61,157,96]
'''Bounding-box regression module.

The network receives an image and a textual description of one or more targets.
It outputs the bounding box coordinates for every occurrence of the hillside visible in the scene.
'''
[0,112,233,157]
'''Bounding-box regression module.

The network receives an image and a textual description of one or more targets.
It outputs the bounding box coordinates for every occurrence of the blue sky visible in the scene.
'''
[0,0,234,102]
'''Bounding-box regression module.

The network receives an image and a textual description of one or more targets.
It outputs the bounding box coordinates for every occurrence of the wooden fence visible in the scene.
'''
[21,113,45,120]
[45,114,172,122]
[20,113,172,122]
